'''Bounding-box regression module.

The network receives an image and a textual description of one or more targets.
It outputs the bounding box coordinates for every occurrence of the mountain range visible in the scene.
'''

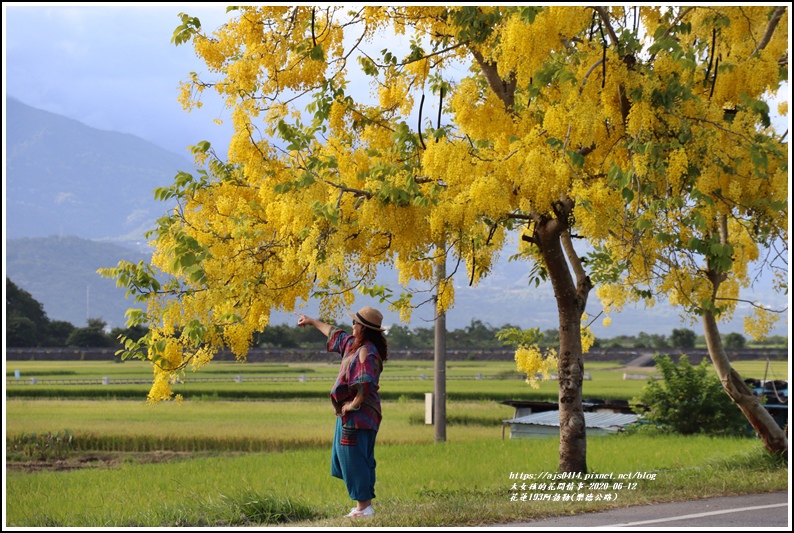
[5,96,188,245]
[3,98,787,337]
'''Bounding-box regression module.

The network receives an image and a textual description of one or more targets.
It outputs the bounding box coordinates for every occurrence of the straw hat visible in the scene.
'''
[348,306,386,331]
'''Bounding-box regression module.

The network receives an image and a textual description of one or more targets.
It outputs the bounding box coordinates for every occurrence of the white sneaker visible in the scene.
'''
[347,505,375,518]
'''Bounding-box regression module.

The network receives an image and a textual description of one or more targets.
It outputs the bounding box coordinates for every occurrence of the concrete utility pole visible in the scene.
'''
[434,249,447,443]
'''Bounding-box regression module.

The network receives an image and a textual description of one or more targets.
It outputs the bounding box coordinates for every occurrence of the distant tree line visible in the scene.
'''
[6,279,145,349]
[6,278,786,350]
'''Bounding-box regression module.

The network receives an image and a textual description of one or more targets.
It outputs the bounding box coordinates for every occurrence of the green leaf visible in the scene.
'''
[185,265,206,285]
[546,137,563,150]
[518,6,542,24]
[358,56,378,76]
[568,150,584,169]
[687,237,705,253]
[310,44,325,61]
[496,326,542,347]
[622,187,634,203]
[653,25,669,40]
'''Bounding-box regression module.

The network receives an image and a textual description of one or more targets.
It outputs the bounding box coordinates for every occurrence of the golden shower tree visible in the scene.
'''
[102,6,788,471]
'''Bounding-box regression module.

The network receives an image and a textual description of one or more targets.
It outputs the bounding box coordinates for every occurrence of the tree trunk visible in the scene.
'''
[434,249,447,443]
[701,309,788,455]
[535,210,591,473]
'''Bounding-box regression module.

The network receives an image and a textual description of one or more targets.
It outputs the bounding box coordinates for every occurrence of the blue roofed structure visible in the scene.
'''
[503,411,640,439]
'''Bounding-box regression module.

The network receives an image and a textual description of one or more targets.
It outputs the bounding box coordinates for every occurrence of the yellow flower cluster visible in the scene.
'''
[682,7,788,108]
[744,307,781,342]
[596,284,633,315]
[666,148,689,193]
[571,180,623,240]
[498,7,591,87]
[147,373,174,404]
[449,81,516,142]
[404,57,430,88]
[580,326,595,354]
[379,68,414,115]
[436,276,455,315]
[515,344,558,389]
[328,99,348,135]
[626,100,657,141]
[129,6,787,404]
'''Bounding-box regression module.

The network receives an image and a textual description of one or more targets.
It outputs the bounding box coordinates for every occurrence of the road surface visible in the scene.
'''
[493,491,790,529]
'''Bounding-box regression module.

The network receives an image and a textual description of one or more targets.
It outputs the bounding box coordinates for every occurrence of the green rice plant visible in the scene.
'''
[5,359,660,403]
[7,430,75,461]
[407,413,503,426]
[4,399,517,450]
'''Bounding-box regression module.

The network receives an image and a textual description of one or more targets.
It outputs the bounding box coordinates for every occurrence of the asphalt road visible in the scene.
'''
[493,491,790,529]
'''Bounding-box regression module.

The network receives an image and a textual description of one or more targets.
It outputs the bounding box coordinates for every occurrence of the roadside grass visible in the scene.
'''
[5,433,785,527]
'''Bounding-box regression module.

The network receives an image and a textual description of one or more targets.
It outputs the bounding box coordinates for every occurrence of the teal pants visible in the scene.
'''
[331,417,377,501]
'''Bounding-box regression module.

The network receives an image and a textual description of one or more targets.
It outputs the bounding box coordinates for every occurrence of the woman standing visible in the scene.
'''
[296,306,388,518]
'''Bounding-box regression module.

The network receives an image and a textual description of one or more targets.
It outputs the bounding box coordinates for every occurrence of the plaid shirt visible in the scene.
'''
[327,327,383,431]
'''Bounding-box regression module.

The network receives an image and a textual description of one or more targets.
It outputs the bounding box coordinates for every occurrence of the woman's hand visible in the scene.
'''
[341,402,359,415]
[295,313,311,328]
[295,313,333,337]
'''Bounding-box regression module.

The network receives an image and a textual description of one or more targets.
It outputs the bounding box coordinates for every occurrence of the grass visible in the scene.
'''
[1,359,688,402]
[4,358,788,526]
[4,399,516,450]
[5,433,786,527]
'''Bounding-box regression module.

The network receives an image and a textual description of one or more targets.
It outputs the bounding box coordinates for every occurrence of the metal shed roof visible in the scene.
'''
[504,411,639,429]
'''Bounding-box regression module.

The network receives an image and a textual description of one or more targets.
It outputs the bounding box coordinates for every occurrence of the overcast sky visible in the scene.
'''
[2,3,790,336]
[4,3,236,157]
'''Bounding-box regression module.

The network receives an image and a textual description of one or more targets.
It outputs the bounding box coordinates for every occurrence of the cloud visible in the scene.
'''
[54,192,80,205]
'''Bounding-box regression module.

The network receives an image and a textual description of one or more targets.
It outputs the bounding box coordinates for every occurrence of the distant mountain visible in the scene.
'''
[6,235,785,338]
[5,96,191,245]
[4,100,785,338]
[6,236,150,329]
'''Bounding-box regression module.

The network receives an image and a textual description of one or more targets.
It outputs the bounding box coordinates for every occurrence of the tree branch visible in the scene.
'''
[579,58,605,95]
[648,6,695,63]
[713,297,788,314]
[591,7,619,47]
[752,6,786,56]
[561,229,588,285]
[470,49,516,110]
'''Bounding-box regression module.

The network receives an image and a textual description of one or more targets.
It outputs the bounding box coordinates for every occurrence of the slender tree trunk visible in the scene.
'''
[434,248,447,443]
[703,219,787,455]
[534,206,592,473]
[702,309,787,455]
[482,51,593,472]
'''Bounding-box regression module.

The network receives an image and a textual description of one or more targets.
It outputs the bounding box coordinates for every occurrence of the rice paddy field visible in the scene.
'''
[4,358,789,527]
[10,358,772,401]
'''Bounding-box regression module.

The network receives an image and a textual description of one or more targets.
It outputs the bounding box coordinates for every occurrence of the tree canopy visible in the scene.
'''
[102,5,788,468]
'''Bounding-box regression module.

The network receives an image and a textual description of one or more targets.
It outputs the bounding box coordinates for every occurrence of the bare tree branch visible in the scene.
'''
[470,49,516,110]
[752,6,787,56]
[591,7,619,47]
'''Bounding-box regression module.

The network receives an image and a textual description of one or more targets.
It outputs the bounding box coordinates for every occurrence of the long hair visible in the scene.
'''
[353,326,389,363]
